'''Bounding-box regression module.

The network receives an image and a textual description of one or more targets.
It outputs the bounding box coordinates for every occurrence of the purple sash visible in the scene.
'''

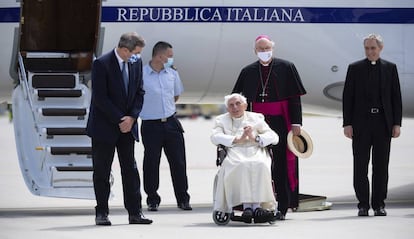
[252,101,298,191]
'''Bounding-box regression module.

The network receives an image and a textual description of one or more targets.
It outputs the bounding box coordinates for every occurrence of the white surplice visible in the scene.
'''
[211,111,279,213]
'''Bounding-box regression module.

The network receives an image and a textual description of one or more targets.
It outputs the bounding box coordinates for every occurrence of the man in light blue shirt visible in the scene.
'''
[140,41,191,211]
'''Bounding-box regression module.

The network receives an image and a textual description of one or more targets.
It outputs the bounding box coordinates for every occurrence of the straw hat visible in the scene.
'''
[287,129,313,158]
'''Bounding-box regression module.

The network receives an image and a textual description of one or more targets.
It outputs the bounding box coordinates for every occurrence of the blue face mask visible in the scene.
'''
[128,54,141,63]
[163,57,174,69]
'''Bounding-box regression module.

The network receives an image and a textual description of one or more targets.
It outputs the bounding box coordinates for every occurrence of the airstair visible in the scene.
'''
[11,0,102,199]
[12,52,96,199]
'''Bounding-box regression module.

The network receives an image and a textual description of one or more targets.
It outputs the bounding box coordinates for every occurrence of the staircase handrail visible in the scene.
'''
[17,53,32,105]
[17,52,38,129]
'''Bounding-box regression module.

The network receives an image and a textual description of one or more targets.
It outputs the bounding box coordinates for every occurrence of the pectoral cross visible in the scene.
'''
[259,92,268,102]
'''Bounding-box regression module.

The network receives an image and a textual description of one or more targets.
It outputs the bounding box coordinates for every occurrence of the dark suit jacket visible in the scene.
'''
[87,49,145,144]
[342,58,402,135]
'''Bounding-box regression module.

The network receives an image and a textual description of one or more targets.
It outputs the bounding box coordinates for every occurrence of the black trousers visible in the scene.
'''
[92,133,142,215]
[352,113,391,210]
[141,116,190,205]
[267,115,299,215]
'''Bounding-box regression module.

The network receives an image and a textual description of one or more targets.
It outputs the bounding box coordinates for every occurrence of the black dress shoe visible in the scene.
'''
[177,202,192,210]
[241,208,253,223]
[253,208,274,223]
[358,208,369,216]
[95,213,111,226]
[374,208,387,216]
[129,212,153,224]
[275,211,286,221]
[147,203,159,211]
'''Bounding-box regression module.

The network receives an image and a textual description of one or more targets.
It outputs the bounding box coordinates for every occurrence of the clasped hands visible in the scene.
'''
[119,116,135,133]
[233,125,256,144]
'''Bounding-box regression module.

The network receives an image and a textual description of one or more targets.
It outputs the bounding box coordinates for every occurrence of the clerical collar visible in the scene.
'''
[366,58,380,66]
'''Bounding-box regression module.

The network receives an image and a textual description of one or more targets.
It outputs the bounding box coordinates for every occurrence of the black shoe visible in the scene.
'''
[147,203,159,211]
[95,213,111,226]
[253,208,274,223]
[178,202,192,210]
[241,208,253,224]
[374,207,387,216]
[275,211,286,221]
[358,208,369,216]
[129,212,153,224]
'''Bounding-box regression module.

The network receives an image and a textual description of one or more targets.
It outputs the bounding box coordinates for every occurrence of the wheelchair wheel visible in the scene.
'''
[212,211,231,225]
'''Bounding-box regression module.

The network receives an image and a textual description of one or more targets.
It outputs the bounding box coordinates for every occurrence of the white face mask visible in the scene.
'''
[163,57,174,69]
[128,54,141,63]
[257,51,272,62]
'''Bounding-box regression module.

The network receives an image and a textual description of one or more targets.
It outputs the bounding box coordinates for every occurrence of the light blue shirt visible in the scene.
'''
[140,63,184,120]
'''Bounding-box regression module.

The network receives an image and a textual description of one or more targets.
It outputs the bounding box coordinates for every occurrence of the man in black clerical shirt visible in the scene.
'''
[232,35,306,220]
[343,33,402,217]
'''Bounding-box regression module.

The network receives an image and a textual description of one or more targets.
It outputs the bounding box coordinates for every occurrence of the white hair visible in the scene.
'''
[224,93,247,106]
[363,33,383,47]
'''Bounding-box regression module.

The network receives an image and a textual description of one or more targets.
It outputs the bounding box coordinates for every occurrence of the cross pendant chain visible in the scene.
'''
[258,63,273,103]
[259,92,268,102]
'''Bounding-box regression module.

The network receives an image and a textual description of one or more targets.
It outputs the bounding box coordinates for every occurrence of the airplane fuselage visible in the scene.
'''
[2,0,414,199]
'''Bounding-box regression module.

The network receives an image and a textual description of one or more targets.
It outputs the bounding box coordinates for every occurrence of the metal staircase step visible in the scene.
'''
[45,127,87,136]
[24,57,79,73]
[41,108,87,116]
[37,89,82,98]
[55,166,93,172]
[49,146,92,155]
[32,74,76,88]
[51,166,93,188]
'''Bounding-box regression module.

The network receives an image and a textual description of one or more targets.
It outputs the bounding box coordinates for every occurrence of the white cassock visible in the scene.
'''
[211,111,279,213]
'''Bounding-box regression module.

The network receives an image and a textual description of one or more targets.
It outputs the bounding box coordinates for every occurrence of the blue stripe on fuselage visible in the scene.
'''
[1,6,414,23]
[0,7,19,22]
[103,7,414,23]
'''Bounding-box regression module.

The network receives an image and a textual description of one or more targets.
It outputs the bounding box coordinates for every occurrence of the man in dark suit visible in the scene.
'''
[87,32,152,225]
[343,33,402,217]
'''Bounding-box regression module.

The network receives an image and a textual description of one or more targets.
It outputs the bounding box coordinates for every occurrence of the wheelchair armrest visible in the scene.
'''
[266,145,274,159]
[216,144,227,166]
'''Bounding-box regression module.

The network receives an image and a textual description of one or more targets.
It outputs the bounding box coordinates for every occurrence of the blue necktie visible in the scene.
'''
[122,61,128,94]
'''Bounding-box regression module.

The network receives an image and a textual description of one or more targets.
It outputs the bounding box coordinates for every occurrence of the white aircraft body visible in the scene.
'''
[0,0,413,199]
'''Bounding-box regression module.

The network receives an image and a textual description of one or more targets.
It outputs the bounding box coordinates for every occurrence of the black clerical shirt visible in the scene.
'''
[367,59,382,108]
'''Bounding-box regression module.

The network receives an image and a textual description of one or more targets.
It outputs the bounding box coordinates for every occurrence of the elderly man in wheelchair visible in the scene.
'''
[211,93,279,225]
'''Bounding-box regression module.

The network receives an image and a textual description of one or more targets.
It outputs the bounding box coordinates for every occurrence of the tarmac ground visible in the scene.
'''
[1,115,413,239]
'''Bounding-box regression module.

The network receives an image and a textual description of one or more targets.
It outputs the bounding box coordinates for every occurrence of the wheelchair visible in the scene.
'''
[212,145,277,225]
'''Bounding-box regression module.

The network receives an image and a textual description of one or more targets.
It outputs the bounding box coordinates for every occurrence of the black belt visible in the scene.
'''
[143,115,174,123]
[369,107,381,114]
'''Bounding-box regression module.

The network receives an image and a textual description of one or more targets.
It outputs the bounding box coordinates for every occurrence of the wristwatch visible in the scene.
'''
[255,135,260,142]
